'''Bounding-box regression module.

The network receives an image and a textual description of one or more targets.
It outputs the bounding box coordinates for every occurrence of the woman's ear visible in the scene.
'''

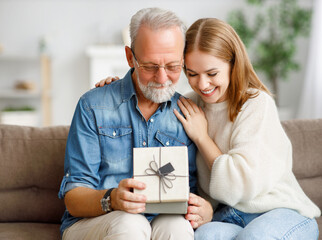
[125,46,134,68]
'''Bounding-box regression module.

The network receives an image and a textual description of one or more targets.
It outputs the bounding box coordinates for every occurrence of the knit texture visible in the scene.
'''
[187,90,321,219]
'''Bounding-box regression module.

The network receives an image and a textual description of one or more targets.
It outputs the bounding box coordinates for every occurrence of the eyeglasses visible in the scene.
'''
[131,49,183,75]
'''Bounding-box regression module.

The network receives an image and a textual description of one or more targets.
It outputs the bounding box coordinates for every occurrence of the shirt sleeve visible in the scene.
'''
[208,92,292,206]
[59,96,101,198]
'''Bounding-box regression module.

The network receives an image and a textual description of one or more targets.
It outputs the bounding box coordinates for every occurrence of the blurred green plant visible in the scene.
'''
[227,0,312,105]
[2,106,35,112]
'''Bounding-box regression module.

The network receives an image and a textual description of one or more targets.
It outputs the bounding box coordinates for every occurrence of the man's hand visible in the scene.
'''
[185,193,213,229]
[65,178,147,217]
[111,178,147,214]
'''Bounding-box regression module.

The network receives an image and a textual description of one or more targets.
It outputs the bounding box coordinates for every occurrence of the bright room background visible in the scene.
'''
[0,0,320,126]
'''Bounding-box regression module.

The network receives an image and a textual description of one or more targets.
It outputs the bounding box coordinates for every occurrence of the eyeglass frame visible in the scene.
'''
[131,49,184,75]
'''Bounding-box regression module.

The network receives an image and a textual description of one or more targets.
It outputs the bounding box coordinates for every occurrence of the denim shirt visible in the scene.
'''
[58,69,197,234]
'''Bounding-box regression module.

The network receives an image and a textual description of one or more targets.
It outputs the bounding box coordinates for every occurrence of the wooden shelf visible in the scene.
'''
[0,89,41,99]
[0,54,52,126]
[0,55,40,63]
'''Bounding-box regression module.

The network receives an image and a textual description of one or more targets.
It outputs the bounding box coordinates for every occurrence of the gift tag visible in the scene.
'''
[158,162,175,176]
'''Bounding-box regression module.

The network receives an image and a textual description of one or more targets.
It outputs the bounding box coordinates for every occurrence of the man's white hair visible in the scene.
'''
[130,8,186,51]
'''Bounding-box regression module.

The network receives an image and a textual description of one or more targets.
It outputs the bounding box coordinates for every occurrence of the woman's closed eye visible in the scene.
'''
[186,71,218,77]
[187,73,197,77]
[208,72,218,77]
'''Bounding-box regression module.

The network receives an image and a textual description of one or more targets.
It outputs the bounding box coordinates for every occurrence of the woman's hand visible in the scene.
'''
[95,76,120,88]
[185,193,213,229]
[173,97,208,144]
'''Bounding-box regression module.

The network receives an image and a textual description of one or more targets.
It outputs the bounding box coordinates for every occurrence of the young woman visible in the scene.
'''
[96,18,320,239]
[173,17,320,239]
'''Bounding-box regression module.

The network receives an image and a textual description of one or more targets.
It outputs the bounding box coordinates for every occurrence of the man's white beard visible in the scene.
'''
[136,73,176,103]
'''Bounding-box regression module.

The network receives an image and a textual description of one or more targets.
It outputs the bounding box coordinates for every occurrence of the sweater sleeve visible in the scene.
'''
[208,92,292,206]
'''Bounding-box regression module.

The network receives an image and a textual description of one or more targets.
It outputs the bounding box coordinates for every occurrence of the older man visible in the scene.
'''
[59,8,198,240]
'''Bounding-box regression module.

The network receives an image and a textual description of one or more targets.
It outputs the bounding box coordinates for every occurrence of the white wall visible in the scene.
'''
[0,0,313,125]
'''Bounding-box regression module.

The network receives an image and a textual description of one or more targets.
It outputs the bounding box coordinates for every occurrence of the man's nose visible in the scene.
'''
[155,67,169,85]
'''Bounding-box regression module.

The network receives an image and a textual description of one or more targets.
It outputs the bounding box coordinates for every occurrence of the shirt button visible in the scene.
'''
[166,141,170,146]
[150,118,154,122]
[113,131,116,137]
[143,141,146,146]
[66,173,69,177]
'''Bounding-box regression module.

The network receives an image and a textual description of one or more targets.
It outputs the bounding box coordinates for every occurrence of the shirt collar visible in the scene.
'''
[121,68,136,102]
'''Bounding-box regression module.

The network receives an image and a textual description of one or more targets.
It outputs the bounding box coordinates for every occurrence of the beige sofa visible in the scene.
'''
[0,119,321,239]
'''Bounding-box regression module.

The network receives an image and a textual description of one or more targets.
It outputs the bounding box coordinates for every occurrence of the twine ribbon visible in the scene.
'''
[135,148,188,203]
[144,155,176,194]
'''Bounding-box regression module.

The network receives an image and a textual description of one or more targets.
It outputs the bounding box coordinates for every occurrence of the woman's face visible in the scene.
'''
[184,50,230,104]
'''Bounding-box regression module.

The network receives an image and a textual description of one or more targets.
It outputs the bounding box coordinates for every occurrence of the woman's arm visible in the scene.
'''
[173,97,222,169]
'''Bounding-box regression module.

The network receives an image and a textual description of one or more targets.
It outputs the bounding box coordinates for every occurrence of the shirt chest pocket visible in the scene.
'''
[98,127,133,164]
[155,130,188,147]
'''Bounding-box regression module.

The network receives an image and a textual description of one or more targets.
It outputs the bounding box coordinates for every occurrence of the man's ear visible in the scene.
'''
[125,46,134,68]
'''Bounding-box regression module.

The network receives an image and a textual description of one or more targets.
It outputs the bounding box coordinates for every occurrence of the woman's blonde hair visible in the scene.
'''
[185,18,271,122]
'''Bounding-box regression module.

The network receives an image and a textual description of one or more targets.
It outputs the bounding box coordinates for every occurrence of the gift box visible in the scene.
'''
[133,146,189,214]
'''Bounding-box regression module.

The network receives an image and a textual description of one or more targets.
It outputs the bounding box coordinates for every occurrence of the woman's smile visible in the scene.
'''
[200,87,217,96]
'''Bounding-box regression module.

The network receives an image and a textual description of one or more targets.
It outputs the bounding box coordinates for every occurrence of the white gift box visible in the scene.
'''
[133,146,189,214]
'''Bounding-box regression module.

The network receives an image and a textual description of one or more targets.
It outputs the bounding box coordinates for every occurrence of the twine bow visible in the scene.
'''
[145,155,176,194]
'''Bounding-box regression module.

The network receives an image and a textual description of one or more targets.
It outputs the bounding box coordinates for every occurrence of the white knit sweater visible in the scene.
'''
[187,90,321,219]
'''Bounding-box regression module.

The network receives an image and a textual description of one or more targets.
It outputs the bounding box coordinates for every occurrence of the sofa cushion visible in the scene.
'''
[0,125,69,223]
[282,119,322,179]
[0,223,60,240]
[282,119,322,212]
